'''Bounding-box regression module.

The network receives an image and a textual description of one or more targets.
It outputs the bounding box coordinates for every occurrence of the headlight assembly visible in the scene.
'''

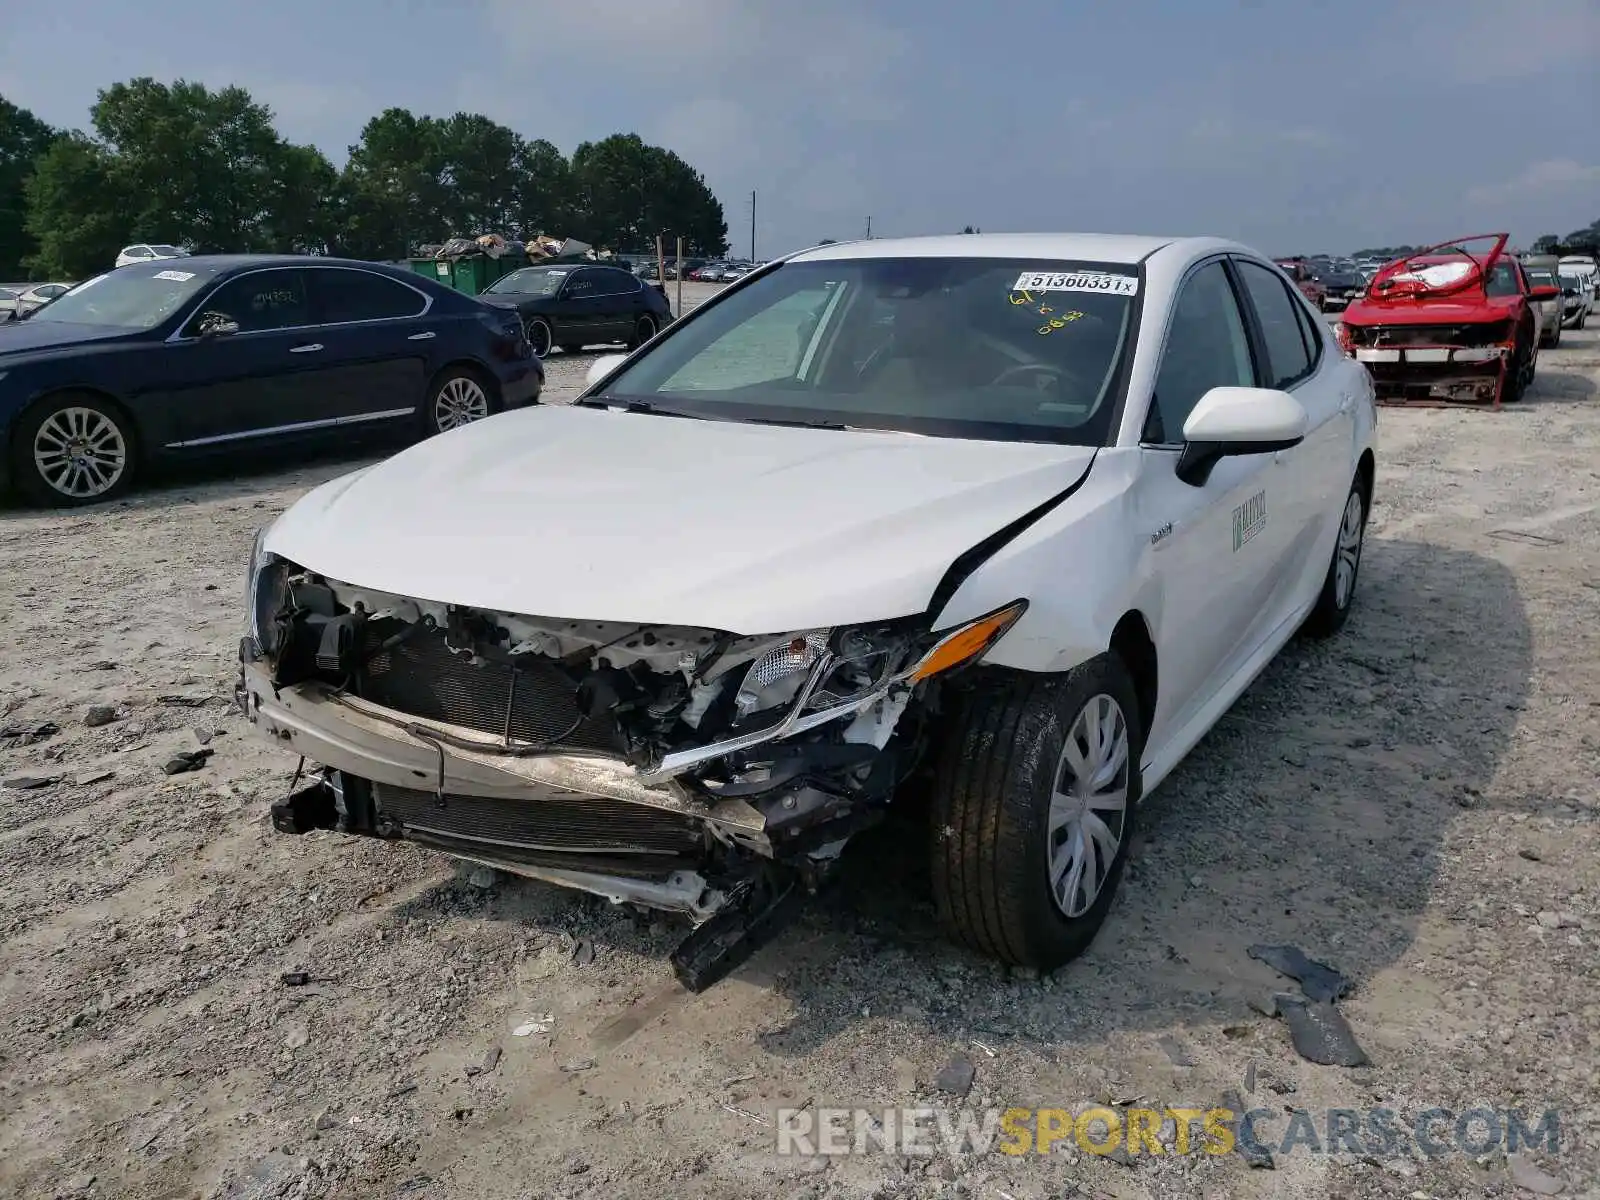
[641,600,1028,782]
[244,526,289,656]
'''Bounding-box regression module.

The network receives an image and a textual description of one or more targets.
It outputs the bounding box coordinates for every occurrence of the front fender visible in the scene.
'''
[932,450,1145,676]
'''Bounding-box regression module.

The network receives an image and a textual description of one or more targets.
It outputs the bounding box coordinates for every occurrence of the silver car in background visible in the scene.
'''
[1521,256,1565,348]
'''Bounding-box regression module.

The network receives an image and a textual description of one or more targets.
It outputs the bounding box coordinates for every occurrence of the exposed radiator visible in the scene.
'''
[357,622,622,753]
[372,783,703,859]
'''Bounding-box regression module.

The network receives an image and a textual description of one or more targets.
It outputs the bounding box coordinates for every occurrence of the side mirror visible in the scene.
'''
[584,354,628,389]
[1527,284,1560,302]
[1176,387,1308,488]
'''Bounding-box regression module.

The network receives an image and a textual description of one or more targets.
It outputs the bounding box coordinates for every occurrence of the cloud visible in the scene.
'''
[1467,159,1600,205]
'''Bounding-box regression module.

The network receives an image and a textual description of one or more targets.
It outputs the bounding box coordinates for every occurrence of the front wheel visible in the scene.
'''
[425,367,494,435]
[1301,474,1367,638]
[12,394,137,506]
[931,655,1143,971]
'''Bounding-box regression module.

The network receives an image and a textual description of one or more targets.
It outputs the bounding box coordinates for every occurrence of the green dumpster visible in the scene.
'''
[409,257,453,285]
[406,255,520,295]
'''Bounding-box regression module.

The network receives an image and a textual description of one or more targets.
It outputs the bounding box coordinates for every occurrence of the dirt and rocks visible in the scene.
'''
[0,316,1597,1200]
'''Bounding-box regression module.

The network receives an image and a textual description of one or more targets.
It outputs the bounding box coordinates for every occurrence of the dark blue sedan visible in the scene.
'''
[0,255,542,505]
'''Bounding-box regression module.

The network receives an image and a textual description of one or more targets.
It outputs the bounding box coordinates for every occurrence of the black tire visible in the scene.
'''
[1301,471,1368,639]
[1502,330,1532,403]
[930,655,1143,971]
[524,317,552,359]
[423,365,496,436]
[1576,311,1587,331]
[11,392,138,507]
[629,313,658,350]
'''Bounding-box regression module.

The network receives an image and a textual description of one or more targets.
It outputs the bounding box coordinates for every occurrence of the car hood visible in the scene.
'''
[263,404,1097,633]
[1342,296,1520,327]
[0,320,135,356]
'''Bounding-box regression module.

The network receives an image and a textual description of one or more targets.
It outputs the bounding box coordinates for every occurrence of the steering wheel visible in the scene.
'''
[990,362,1066,391]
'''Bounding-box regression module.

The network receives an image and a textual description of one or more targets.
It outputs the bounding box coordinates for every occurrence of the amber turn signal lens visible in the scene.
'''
[910,601,1028,682]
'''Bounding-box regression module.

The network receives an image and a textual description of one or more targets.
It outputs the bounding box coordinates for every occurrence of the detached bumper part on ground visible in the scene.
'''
[238,564,1025,989]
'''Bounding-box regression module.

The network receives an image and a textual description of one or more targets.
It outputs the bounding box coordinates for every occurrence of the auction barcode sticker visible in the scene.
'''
[1012,270,1138,297]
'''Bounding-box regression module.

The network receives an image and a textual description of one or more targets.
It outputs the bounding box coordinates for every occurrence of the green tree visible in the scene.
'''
[568,133,726,255]
[0,96,59,277]
[513,137,571,236]
[337,108,450,259]
[22,133,129,278]
[91,78,332,253]
[1531,233,1561,254]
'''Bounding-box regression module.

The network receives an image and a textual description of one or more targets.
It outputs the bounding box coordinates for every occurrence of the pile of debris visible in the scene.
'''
[418,234,602,264]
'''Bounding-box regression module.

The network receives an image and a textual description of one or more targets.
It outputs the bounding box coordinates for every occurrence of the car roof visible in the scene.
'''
[169,254,410,272]
[787,232,1182,265]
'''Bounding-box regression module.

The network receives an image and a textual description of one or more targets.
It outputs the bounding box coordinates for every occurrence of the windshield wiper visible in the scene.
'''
[573,397,703,419]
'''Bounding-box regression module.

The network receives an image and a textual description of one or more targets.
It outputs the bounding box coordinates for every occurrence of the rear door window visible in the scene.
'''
[311,269,428,323]
[588,268,640,297]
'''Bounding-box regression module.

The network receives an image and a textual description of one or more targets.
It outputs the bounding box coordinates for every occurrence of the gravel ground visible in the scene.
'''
[1,301,1597,1200]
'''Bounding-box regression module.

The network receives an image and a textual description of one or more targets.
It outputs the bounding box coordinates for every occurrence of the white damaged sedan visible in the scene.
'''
[240,233,1376,988]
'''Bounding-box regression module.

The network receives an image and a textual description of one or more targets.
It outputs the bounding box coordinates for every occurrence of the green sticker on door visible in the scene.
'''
[1232,491,1267,551]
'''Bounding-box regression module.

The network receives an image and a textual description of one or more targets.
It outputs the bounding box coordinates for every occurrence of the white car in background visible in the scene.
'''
[1559,268,1593,330]
[115,243,189,269]
[0,286,20,321]
[240,233,1377,989]
[13,282,72,317]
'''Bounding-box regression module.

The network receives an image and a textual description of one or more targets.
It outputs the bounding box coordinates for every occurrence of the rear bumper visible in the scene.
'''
[498,363,542,409]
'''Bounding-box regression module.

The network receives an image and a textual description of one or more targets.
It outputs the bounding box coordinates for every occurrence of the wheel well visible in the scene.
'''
[1109,611,1157,736]
[10,387,141,458]
[431,360,501,408]
[1356,448,1375,508]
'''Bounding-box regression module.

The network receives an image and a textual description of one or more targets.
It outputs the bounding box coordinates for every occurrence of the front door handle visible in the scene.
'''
[289,343,323,354]
[407,331,436,341]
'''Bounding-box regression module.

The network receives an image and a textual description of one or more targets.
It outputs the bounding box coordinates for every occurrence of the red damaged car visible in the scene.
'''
[1335,234,1561,406]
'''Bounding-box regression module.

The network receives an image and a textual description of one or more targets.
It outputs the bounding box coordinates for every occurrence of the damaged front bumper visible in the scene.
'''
[236,555,1026,985]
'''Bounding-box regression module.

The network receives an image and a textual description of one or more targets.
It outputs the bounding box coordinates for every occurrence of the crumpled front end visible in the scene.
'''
[237,539,1021,987]
[1336,318,1514,404]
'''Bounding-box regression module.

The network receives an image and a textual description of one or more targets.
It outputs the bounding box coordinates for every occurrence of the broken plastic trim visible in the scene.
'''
[638,600,1026,783]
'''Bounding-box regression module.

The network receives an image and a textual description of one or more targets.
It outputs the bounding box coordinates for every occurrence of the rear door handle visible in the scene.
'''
[289,343,323,354]
[407,331,436,341]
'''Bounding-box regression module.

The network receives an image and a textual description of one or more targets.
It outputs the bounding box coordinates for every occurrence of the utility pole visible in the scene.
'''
[865,216,872,239]
[750,190,757,262]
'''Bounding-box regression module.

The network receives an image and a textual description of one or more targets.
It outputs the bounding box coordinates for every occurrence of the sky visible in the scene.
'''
[2,0,1597,257]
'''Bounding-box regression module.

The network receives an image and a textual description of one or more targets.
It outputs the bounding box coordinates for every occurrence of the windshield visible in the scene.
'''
[1485,262,1521,297]
[1560,274,1581,289]
[483,267,569,296]
[28,261,218,328]
[1525,268,1556,287]
[596,256,1141,445]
